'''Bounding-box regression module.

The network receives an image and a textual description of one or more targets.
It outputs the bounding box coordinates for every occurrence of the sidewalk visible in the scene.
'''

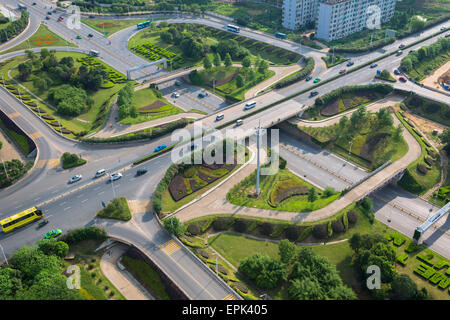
[100,243,154,300]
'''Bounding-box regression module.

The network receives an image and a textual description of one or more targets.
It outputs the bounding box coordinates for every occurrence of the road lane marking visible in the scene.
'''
[59,201,66,206]
[64,207,71,211]
[46,158,60,168]
[81,199,89,203]
[8,112,20,118]
[222,294,237,300]
[29,132,43,139]
[160,240,180,256]
[98,191,105,195]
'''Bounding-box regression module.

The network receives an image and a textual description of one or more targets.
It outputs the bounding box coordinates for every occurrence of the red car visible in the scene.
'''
[58,16,63,22]
[339,69,346,74]
[399,77,407,83]
[399,44,405,49]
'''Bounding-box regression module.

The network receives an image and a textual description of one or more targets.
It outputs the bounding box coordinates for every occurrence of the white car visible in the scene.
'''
[110,173,122,181]
[69,174,82,184]
[171,92,180,98]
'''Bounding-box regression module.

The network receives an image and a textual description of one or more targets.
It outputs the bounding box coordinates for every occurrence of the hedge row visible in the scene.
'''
[82,118,188,143]
[59,226,108,244]
[274,57,314,89]
[314,83,393,107]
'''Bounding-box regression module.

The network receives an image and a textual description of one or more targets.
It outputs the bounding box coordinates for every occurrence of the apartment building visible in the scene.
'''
[282,0,319,30]
[282,0,396,41]
[317,0,396,41]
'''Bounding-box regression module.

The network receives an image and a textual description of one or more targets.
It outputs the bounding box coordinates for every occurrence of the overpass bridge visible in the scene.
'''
[414,201,450,244]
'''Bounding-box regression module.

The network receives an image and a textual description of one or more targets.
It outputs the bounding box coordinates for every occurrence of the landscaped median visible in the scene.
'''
[61,152,87,170]
[96,197,132,221]
[153,141,250,216]
[395,110,441,195]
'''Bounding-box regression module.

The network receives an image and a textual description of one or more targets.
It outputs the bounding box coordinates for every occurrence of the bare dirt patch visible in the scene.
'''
[421,61,450,93]
[0,128,25,162]
[138,100,166,112]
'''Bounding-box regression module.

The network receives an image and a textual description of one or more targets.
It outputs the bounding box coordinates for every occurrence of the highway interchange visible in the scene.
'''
[0,0,449,300]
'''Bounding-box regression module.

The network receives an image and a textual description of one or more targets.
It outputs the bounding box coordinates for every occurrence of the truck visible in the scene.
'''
[274,32,287,39]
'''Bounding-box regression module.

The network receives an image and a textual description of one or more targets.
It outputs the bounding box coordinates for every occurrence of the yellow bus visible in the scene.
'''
[0,207,43,233]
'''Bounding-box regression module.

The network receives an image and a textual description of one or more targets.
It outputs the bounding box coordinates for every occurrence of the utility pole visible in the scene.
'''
[2,158,8,179]
[213,78,216,93]
[58,119,62,135]
[347,139,354,162]
[0,244,8,265]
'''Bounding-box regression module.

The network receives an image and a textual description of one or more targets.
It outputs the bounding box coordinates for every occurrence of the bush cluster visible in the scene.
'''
[59,226,107,244]
[274,58,314,89]
[314,84,393,107]
[0,10,28,44]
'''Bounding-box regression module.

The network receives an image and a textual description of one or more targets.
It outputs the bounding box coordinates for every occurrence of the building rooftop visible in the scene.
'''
[320,0,352,5]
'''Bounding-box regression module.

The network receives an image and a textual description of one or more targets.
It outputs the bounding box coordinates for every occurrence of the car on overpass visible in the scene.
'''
[44,229,62,239]
[68,174,82,184]
[155,144,167,152]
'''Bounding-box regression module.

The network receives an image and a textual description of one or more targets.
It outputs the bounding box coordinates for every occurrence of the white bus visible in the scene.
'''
[227,24,240,33]
[244,101,256,110]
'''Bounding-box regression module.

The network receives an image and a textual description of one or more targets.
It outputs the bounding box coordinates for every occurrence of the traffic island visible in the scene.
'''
[96,197,132,221]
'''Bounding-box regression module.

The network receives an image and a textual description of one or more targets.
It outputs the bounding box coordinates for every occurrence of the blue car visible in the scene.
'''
[155,144,167,152]
[305,76,312,81]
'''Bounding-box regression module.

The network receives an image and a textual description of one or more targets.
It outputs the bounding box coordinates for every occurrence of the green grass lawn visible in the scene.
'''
[396,111,441,195]
[402,94,450,127]
[300,110,409,170]
[0,13,11,32]
[121,255,170,300]
[0,118,29,155]
[67,240,125,300]
[161,149,251,214]
[0,24,76,54]
[407,51,450,82]
[4,51,127,137]
[322,55,349,68]
[206,216,450,300]
[226,168,340,212]
[81,18,149,37]
[119,87,184,125]
[96,197,131,221]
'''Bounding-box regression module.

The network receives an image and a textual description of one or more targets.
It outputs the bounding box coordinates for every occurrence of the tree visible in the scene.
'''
[242,56,252,68]
[203,55,212,69]
[18,61,32,81]
[11,246,64,281]
[323,187,335,197]
[239,253,286,289]
[288,248,356,300]
[391,274,425,300]
[48,84,89,116]
[410,16,426,33]
[355,242,397,284]
[25,50,35,60]
[380,69,390,79]
[308,187,317,202]
[235,74,245,88]
[37,239,69,258]
[224,53,232,67]
[349,232,388,252]
[40,48,50,59]
[163,217,185,236]
[393,124,403,141]
[375,108,393,128]
[213,53,221,67]
[258,60,269,74]
[278,239,296,264]
[0,268,23,300]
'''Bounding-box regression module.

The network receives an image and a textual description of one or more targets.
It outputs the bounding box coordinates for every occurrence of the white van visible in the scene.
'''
[244,101,256,110]
[95,169,106,178]
[216,114,224,121]
[235,119,243,126]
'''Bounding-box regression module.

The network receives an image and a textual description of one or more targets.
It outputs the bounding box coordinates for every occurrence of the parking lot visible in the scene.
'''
[158,79,229,115]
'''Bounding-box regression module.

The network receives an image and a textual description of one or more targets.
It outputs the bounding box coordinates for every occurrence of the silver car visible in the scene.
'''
[69,174,82,184]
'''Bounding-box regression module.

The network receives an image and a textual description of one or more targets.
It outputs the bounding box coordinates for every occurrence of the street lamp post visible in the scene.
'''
[0,244,8,265]
[347,139,354,162]
[2,158,8,179]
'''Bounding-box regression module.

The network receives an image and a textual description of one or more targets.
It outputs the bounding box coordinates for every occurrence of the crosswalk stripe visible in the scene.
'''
[160,240,180,256]
[29,132,43,139]
[8,112,20,118]
[222,294,236,300]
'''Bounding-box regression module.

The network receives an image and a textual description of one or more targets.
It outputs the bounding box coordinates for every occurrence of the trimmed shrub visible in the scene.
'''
[297,226,313,242]
[233,219,250,233]
[187,222,201,235]
[212,217,233,231]
[417,164,429,175]
[327,221,333,238]
[342,212,349,231]
[59,226,107,244]
[347,210,358,225]
[312,224,327,239]
[284,226,303,241]
[331,219,345,233]
[233,282,248,294]
[260,222,275,236]
[218,265,229,275]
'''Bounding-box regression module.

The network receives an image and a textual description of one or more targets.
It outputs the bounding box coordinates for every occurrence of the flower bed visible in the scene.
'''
[77,57,127,84]
[41,115,55,120]
[168,175,188,201]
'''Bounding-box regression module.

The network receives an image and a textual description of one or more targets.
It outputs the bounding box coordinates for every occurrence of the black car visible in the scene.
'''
[370,63,378,68]
[394,69,401,75]
[32,2,36,5]
[190,143,197,150]
[45,16,50,20]
[305,76,312,81]
[47,11,52,15]
[347,61,354,67]
[88,33,93,38]
[310,91,319,97]
[136,169,148,176]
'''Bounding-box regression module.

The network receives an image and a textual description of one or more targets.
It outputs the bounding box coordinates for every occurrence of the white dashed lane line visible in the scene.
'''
[81,199,89,203]
[63,207,71,211]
